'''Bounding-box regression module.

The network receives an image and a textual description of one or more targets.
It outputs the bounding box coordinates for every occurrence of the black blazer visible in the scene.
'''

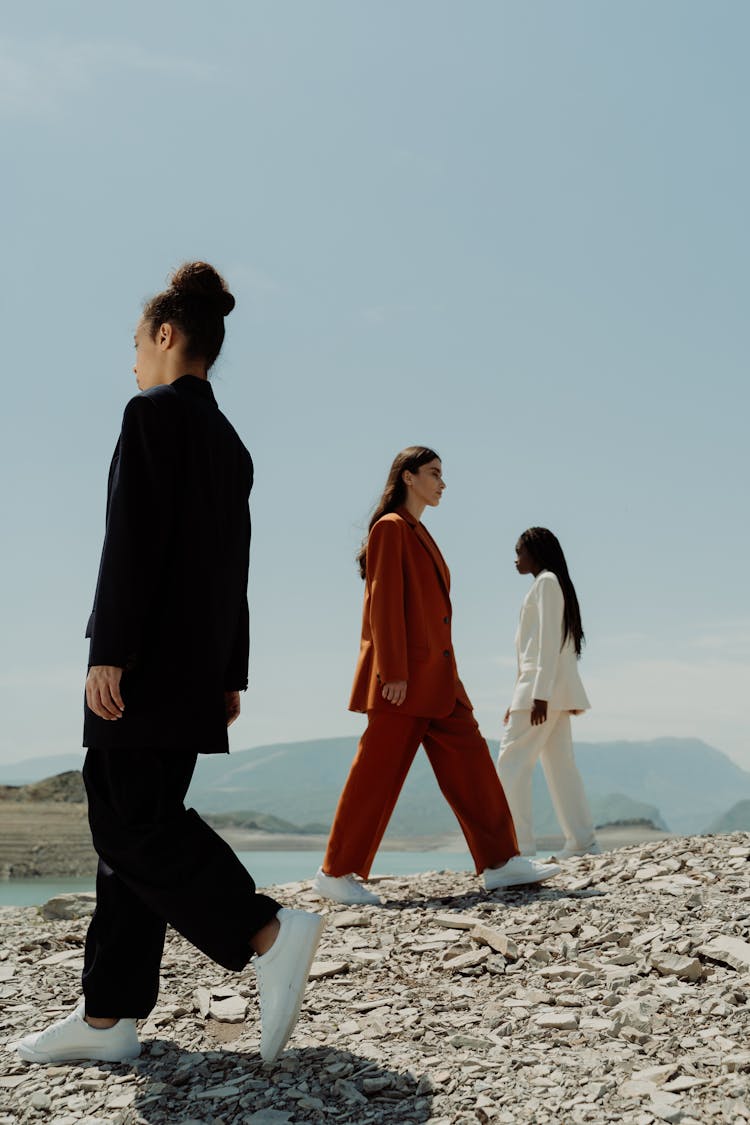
[83,375,253,753]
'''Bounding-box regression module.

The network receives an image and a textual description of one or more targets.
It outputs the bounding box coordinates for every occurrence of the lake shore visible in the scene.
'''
[0,796,674,879]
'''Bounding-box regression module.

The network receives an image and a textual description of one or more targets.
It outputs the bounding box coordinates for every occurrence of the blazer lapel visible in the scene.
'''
[396,507,451,597]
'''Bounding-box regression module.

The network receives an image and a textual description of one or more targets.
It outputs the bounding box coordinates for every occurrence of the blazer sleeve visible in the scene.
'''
[366,518,409,683]
[87,396,175,668]
[224,596,249,691]
[531,574,565,702]
[224,507,251,691]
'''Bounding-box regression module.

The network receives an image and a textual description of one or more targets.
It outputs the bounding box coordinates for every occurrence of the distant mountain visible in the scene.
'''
[530,786,668,836]
[0,754,84,786]
[204,810,329,835]
[707,800,750,834]
[573,738,750,835]
[182,738,675,839]
[0,771,85,804]
[3,735,748,839]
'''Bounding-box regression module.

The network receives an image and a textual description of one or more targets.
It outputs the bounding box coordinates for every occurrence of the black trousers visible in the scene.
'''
[81,747,281,1018]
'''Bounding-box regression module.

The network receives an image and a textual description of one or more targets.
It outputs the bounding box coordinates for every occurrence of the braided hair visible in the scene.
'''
[518,527,585,657]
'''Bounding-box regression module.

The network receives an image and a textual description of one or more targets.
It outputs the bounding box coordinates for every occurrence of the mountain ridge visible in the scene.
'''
[4,735,749,837]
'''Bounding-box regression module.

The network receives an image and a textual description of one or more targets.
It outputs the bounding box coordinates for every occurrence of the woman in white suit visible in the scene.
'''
[497,527,598,860]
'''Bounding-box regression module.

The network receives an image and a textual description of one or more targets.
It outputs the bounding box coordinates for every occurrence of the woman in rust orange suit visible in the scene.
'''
[312,446,561,905]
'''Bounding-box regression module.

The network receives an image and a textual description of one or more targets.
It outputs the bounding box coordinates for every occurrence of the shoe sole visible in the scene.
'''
[261,914,326,1064]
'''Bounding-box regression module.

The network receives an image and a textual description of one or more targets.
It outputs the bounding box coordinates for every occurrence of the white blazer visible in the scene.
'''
[510,570,590,712]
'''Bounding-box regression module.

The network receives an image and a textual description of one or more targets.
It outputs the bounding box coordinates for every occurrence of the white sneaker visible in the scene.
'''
[14,1000,140,1064]
[483,855,561,891]
[549,841,602,861]
[255,907,325,1064]
[311,867,382,905]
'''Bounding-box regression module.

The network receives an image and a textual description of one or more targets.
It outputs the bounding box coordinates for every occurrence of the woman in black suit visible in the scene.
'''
[16,263,323,1067]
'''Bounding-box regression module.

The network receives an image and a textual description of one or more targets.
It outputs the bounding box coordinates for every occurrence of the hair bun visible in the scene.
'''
[170,261,235,317]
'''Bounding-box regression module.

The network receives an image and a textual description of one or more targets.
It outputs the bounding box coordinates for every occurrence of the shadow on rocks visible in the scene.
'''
[130,1040,434,1125]
[377,884,604,911]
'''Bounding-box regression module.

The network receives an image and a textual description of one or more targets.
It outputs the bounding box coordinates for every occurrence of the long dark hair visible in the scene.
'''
[357,446,440,579]
[518,527,585,657]
[143,261,235,370]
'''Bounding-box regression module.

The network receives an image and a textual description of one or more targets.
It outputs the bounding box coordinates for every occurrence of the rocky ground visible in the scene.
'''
[1,833,750,1124]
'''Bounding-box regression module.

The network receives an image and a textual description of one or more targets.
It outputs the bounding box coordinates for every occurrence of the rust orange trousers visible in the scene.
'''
[323,701,519,878]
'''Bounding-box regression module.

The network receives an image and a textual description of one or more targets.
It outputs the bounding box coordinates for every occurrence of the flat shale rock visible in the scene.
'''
[470,923,519,959]
[1,832,750,1124]
[534,1010,579,1030]
[651,952,704,981]
[208,995,247,1022]
[699,935,750,972]
[38,892,97,920]
[308,960,348,979]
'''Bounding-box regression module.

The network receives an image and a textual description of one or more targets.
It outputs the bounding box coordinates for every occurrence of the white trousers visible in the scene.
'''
[497,709,595,856]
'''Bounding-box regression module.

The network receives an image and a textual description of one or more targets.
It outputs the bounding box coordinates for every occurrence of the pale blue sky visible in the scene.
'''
[1,1,748,769]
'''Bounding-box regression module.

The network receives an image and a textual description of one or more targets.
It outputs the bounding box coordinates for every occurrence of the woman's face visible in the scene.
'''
[515,540,538,575]
[133,318,168,390]
[405,458,446,507]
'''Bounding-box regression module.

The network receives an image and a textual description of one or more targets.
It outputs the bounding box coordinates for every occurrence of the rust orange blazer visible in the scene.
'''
[349,507,473,718]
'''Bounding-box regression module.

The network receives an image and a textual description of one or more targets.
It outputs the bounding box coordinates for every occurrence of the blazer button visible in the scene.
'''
[443,616,449,624]
[443,649,450,657]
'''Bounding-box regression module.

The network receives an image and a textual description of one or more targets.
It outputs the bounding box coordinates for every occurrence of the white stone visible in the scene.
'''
[723,1050,750,1071]
[449,1033,495,1050]
[39,893,97,920]
[579,1017,616,1033]
[193,986,211,1018]
[699,936,750,972]
[195,1083,242,1098]
[663,1077,706,1092]
[631,1064,677,1086]
[39,949,87,966]
[445,949,490,971]
[611,998,658,1032]
[470,924,518,960]
[107,1091,136,1108]
[534,1011,579,1031]
[335,1078,367,1104]
[208,995,247,1022]
[435,913,483,930]
[651,953,704,981]
[309,960,348,979]
[330,911,370,928]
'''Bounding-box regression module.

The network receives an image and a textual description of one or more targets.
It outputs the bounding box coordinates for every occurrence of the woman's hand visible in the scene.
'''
[531,699,548,726]
[86,665,124,720]
[225,691,241,726]
[503,707,511,726]
[382,680,407,706]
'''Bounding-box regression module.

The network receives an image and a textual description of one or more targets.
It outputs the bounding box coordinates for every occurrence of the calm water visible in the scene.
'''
[0,849,475,907]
